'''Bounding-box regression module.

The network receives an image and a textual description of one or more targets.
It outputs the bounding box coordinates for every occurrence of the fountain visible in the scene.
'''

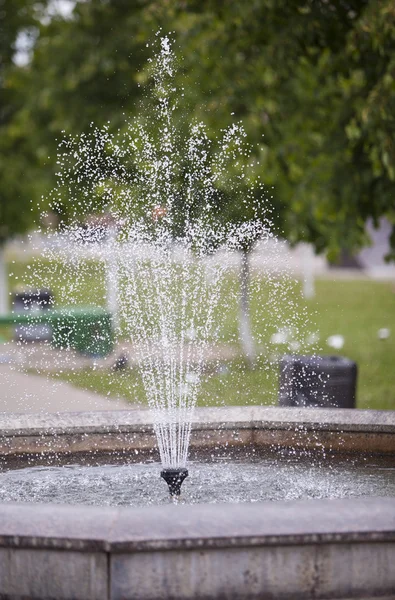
[31,35,280,495]
[0,36,394,599]
[0,406,394,598]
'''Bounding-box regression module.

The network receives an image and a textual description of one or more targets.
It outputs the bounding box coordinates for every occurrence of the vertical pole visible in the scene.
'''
[106,227,120,335]
[239,249,256,367]
[302,243,315,299]
[0,243,8,315]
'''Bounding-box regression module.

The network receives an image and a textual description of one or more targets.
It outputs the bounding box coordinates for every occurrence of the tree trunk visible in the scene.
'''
[239,248,256,367]
[106,227,120,335]
[0,243,8,315]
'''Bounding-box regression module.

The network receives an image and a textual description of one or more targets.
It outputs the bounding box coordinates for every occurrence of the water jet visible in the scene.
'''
[160,467,189,497]
[33,34,287,488]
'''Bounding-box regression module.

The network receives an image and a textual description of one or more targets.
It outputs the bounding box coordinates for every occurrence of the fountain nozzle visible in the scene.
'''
[160,468,188,497]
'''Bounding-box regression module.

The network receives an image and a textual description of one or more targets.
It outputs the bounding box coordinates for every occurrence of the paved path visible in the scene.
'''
[0,365,132,414]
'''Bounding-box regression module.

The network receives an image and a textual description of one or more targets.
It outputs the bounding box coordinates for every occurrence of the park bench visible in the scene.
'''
[0,307,114,357]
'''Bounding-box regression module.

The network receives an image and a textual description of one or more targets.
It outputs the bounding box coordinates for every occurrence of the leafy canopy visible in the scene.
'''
[1,0,394,259]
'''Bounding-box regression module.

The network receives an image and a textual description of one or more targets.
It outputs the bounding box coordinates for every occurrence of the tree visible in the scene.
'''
[0,0,166,312]
[0,0,49,312]
[4,1,395,257]
[165,0,395,260]
[3,0,395,352]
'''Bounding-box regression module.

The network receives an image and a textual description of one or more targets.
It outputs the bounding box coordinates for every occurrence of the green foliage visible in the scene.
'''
[165,0,395,257]
[1,0,395,257]
[0,0,48,241]
[0,0,165,239]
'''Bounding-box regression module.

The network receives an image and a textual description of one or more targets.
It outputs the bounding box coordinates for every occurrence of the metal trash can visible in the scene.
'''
[13,289,54,342]
[279,355,357,408]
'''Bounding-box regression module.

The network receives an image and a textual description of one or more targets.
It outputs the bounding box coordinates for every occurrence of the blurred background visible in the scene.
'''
[0,0,394,411]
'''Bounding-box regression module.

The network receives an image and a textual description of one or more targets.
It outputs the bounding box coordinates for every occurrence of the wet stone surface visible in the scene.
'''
[0,455,394,507]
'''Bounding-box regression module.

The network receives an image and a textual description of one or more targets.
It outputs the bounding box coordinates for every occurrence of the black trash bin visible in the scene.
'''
[13,289,54,342]
[279,355,357,408]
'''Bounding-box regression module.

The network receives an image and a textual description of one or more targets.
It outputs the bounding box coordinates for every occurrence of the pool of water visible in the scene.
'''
[1,455,394,506]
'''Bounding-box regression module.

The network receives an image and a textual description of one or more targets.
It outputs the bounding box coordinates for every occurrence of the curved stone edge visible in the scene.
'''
[1,405,395,436]
[1,406,395,458]
[1,497,395,599]
[0,497,394,553]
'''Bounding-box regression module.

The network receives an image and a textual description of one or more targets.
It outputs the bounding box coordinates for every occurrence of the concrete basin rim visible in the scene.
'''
[0,496,394,553]
[1,405,395,438]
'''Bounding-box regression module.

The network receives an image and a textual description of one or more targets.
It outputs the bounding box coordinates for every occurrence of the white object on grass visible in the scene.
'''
[378,328,390,340]
[327,334,344,350]
[270,330,289,345]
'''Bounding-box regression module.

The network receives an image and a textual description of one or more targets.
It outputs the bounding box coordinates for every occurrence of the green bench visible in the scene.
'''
[0,307,114,357]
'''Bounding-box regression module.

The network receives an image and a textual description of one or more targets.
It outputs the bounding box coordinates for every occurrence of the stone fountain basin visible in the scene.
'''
[0,406,394,600]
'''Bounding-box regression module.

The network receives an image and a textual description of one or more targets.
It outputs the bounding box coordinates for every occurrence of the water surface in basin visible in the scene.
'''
[1,456,394,506]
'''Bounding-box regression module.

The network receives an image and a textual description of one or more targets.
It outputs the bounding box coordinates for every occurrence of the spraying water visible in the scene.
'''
[22,36,314,494]
[42,37,271,473]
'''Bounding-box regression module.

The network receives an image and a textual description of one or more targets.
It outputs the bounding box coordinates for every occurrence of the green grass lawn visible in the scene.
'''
[5,257,395,410]
[306,278,395,410]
